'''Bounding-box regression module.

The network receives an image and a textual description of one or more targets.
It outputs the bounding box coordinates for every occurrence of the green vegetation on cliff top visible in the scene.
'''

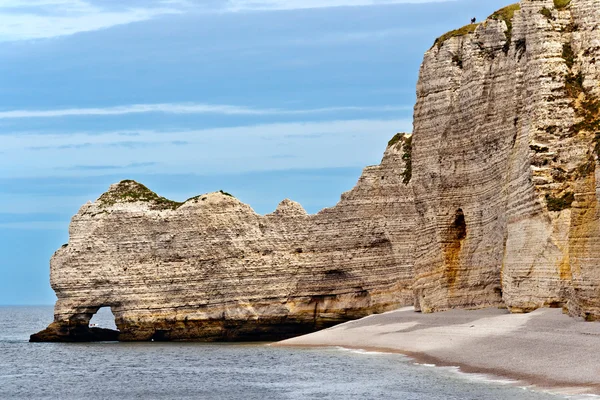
[401,135,413,185]
[433,3,521,49]
[388,133,404,147]
[489,3,521,53]
[99,180,183,210]
[554,0,571,10]
[387,133,413,185]
[540,7,554,20]
[489,3,520,29]
[433,23,479,48]
[99,180,235,210]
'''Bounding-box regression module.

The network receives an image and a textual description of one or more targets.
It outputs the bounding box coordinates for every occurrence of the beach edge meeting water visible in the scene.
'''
[276,307,600,396]
[0,306,590,399]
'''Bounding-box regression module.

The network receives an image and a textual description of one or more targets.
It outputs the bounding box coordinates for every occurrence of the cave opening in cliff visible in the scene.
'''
[451,209,467,240]
[443,208,467,287]
[88,306,119,331]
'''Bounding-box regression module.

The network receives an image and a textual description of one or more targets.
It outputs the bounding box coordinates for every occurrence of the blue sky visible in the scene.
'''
[0,0,510,305]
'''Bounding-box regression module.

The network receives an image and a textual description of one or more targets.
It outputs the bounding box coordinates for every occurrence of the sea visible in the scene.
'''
[0,306,588,400]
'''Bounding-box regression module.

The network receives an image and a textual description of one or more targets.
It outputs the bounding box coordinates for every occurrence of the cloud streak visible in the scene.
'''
[0,0,455,41]
[66,162,160,171]
[0,0,180,41]
[0,118,413,178]
[0,103,411,119]
[223,0,456,11]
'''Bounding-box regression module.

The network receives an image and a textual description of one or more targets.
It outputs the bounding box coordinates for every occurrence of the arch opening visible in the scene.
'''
[88,306,119,332]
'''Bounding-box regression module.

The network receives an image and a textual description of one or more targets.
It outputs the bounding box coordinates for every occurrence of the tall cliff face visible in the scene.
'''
[412,0,600,319]
[32,0,600,342]
[32,137,416,342]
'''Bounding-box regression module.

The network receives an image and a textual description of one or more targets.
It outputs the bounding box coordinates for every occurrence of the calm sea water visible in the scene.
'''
[0,306,571,400]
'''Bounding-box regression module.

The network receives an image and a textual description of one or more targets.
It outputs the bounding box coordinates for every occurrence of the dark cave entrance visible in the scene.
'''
[443,208,467,287]
[450,209,467,241]
[88,306,119,331]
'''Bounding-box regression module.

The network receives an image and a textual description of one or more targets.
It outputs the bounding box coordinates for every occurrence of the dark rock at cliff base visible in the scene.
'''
[30,323,119,342]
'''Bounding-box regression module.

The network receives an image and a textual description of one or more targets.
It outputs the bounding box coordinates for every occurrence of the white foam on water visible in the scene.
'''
[417,362,600,399]
[327,345,599,399]
[333,346,395,356]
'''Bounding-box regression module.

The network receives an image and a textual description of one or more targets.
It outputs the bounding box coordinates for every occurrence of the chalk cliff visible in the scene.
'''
[31,136,416,342]
[32,0,600,342]
[411,0,600,320]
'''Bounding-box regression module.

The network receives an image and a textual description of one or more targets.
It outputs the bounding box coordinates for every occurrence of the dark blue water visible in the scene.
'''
[0,306,570,399]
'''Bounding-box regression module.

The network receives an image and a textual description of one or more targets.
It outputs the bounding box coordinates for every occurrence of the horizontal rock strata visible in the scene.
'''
[412,0,600,320]
[33,137,416,342]
[33,0,600,343]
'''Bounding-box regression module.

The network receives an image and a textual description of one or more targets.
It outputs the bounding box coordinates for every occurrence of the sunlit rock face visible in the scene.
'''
[32,137,416,342]
[32,0,600,343]
[411,0,600,319]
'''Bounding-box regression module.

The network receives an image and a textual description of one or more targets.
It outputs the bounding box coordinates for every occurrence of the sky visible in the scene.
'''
[0,0,511,305]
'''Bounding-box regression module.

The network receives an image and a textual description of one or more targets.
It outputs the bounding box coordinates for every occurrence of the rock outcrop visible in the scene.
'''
[33,0,600,342]
[411,0,600,320]
[33,137,416,342]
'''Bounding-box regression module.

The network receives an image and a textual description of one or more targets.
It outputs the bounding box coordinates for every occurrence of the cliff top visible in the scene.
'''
[98,180,235,211]
[433,3,521,48]
[433,23,479,48]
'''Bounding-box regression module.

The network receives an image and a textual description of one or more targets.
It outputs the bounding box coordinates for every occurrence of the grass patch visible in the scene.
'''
[554,0,571,9]
[489,3,521,53]
[434,23,479,48]
[401,135,413,185]
[562,43,575,69]
[574,96,600,158]
[388,133,413,184]
[489,4,521,29]
[546,192,575,211]
[99,180,182,210]
[565,71,584,98]
[219,190,234,197]
[388,133,404,147]
[565,66,600,172]
[540,7,554,20]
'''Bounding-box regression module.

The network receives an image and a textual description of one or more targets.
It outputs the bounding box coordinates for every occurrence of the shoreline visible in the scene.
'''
[274,307,600,397]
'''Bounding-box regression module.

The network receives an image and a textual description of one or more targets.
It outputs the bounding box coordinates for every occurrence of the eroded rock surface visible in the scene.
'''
[34,137,415,342]
[412,0,600,319]
[32,0,600,343]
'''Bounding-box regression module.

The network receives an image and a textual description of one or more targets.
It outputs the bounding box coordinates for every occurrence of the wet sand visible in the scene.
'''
[275,307,600,396]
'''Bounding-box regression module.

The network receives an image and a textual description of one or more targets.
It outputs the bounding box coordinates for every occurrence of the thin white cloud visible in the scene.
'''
[0,0,181,41]
[0,0,95,12]
[0,103,411,119]
[224,0,455,11]
[0,118,413,179]
[0,0,455,41]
